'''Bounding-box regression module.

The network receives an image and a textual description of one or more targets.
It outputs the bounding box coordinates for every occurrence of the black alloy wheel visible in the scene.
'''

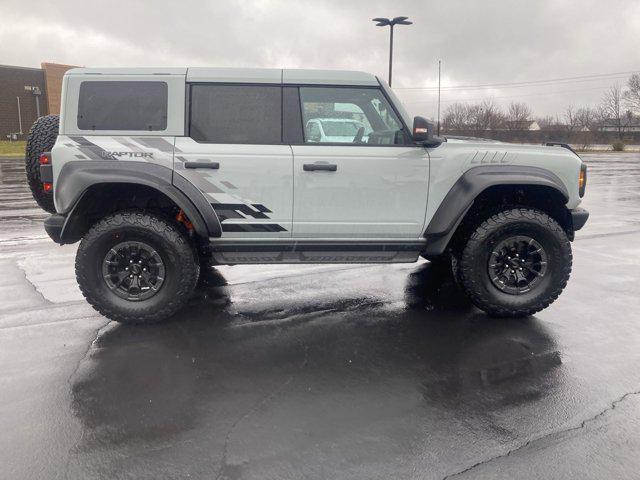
[488,235,548,295]
[102,241,166,301]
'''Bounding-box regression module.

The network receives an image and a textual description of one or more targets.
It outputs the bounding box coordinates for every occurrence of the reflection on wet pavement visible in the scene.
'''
[579,154,640,236]
[64,260,564,478]
[0,157,48,246]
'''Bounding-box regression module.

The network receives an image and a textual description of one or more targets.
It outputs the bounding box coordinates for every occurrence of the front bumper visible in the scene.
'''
[571,207,589,231]
[44,214,65,243]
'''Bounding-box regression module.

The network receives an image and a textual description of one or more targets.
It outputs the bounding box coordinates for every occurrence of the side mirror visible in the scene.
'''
[412,116,443,147]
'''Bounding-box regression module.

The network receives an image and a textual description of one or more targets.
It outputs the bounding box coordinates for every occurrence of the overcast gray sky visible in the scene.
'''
[1,0,639,118]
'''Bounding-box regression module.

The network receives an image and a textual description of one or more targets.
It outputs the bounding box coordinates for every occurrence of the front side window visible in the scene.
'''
[77,81,168,131]
[190,85,281,144]
[299,87,407,145]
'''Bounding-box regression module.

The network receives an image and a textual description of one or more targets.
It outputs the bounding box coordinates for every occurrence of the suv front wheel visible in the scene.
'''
[76,211,199,324]
[458,208,572,317]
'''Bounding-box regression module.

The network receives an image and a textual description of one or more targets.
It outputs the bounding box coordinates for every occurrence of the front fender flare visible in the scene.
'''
[422,165,570,256]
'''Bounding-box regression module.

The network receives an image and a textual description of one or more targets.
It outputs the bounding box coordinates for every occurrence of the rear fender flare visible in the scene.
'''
[55,161,221,242]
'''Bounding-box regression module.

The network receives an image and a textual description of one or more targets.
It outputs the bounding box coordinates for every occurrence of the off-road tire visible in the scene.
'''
[76,211,200,324]
[25,115,59,213]
[459,208,572,317]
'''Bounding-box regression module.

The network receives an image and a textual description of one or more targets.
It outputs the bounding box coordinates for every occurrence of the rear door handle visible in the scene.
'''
[184,161,220,169]
[303,163,337,172]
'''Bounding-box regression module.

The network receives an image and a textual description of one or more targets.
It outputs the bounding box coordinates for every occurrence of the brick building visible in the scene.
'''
[0,62,78,140]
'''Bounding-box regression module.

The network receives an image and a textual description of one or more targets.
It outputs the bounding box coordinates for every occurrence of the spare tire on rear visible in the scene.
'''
[25,115,59,213]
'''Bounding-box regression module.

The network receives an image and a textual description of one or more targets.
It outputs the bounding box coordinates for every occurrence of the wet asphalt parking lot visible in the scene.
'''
[1,153,639,480]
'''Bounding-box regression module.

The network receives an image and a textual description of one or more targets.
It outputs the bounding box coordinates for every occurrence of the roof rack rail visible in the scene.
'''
[545,142,578,155]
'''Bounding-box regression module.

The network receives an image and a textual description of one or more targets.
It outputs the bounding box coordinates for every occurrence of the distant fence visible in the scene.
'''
[442,129,640,146]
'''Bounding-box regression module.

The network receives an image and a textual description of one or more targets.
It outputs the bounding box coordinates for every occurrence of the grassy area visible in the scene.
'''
[0,141,26,157]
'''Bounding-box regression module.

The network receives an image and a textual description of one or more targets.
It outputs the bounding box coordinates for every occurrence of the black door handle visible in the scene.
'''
[184,161,220,169]
[303,163,337,172]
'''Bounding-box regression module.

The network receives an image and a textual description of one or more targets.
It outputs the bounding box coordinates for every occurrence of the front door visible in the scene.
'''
[292,86,429,238]
[175,83,292,238]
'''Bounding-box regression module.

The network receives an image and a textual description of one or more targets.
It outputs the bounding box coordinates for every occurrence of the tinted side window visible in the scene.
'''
[299,87,407,145]
[77,81,168,131]
[190,85,282,144]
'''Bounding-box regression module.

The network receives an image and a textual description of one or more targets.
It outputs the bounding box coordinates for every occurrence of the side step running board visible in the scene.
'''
[208,239,426,265]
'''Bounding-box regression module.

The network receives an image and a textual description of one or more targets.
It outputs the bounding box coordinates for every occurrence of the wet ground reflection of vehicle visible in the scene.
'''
[69,261,561,477]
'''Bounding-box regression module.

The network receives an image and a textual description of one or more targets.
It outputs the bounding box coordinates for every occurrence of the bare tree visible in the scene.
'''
[442,103,470,131]
[535,115,556,130]
[506,102,532,130]
[575,107,597,130]
[443,100,504,134]
[575,107,597,149]
[624,73,640,114]
[600,84,626,139]
[470,99,504,132]
[564,105,579,138]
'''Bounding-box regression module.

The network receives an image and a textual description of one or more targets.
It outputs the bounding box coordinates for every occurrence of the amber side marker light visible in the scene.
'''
[579,163,587,197]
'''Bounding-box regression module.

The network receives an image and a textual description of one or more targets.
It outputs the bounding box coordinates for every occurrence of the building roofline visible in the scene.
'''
[41,62,81,70]
[0,64,43,72]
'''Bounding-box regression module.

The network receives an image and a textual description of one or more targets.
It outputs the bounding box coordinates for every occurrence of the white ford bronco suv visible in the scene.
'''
[25,67,588,324]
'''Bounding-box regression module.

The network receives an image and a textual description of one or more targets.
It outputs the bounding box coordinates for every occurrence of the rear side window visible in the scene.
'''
[77,81,168,131]
[189,85,281,144]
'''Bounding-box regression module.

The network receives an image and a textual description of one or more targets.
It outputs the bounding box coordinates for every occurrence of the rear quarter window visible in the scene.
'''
[77,81,168,131]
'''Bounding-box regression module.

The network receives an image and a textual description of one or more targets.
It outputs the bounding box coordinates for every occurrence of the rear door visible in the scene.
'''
[291,86,429,238]
[175,84,293,237]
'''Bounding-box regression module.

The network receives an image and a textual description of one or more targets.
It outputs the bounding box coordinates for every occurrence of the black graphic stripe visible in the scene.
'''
[222,224,287,233]
[133,137,176,153]
[215,209,245,222]
[68,136,112,160]
[212,203,270,219]
[251,204,272,213]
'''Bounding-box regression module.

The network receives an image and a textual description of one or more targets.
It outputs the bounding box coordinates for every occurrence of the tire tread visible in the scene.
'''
[459,207,572,317]
[75,211,199,324]
[25,115,59,213]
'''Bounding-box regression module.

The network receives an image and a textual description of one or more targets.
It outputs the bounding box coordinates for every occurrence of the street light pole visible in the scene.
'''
[388,24,394,87]
[372,16,412,87]
[437,60,442,136]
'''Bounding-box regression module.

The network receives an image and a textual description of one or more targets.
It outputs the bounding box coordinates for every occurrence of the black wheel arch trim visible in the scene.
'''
[422,165,570,256]
[53,161,221,243]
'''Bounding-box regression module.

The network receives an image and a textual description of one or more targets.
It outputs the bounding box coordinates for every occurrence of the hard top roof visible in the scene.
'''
[65,67,380,86]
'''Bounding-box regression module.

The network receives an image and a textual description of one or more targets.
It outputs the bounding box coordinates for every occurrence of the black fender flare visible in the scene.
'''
[422,165,570,256]
[55,161,222,242]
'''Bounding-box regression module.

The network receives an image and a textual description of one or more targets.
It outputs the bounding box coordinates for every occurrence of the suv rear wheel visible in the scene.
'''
[76,211,199,324]
[458,207,572,317]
